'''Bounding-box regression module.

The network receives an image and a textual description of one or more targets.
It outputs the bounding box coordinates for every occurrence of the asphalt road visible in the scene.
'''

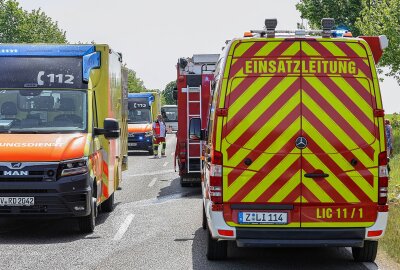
[0,134,399,270]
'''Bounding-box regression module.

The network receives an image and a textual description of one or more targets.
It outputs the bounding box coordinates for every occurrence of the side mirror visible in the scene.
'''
[94,118,120,139]
[172,87,178,100]
[189,118,201,140]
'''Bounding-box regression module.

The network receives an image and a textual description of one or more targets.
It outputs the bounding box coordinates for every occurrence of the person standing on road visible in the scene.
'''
[152,114,167,158]
[385,119,394,157]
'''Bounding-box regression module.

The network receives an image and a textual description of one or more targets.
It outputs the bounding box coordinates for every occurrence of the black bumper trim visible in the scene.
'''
[235,227,365,247]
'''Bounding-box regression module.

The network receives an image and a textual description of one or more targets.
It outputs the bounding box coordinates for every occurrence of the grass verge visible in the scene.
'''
[379,127,400,263]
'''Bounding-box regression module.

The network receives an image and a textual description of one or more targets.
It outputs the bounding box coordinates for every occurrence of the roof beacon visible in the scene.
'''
[265,19,278,38]
[321,18,335,38]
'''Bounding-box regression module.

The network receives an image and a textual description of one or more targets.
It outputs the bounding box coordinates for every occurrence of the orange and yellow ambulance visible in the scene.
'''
[190,19,390,261]
[0,44,128,233]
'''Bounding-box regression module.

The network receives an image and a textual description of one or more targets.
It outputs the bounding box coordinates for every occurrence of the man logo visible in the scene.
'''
[11,162,22,169]
[4,171,28,176]
[295,136,308,149]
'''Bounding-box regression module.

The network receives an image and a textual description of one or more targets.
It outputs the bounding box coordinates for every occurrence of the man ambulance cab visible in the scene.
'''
[190,19,389,262]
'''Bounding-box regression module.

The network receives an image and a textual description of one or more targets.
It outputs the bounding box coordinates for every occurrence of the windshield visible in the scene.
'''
[128,108,151,124]
[161,107,178,122]
[0,89,87,133]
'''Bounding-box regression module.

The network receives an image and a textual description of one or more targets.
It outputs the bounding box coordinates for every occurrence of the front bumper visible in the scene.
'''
[0,172,91,217]
[128,134,153,151]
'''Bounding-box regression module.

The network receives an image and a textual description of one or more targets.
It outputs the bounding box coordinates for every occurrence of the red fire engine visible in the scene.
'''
[174,54,219,187]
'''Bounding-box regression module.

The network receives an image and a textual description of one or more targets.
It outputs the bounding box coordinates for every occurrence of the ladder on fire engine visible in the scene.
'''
[186,85,202,173]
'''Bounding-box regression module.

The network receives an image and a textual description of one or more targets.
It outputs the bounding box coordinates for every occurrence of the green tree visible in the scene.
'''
[162,81,177,105]
[126,68,146,93]
[296,0,363,36]
[0,0,66,43]
[356,0,400,84]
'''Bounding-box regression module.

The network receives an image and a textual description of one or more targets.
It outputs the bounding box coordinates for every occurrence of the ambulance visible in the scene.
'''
[0,44,128,233]
[127,92,160,154]
[189,19,389,261]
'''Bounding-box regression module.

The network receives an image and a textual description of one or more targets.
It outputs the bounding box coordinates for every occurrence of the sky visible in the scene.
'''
[18,0,399,113]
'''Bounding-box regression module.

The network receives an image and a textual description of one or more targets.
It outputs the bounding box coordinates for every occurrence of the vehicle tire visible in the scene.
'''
[352,240,378,262]
[78,197,96,233]
[180,176,190,187]
[101,192,114,213]
[206,226,227,260]
[202,204,207,230]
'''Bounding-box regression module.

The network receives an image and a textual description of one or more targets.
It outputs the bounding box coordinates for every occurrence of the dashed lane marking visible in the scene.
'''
[128,169,175,177]
[148,177,157,188]
[113,213,135,241]
[163,162,169,167]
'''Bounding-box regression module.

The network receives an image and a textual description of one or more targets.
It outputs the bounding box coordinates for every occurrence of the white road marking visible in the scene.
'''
[148,177,158,187]
[113,214,135,241]
[163,162,169,167]
[171,152,175,156]
[128,169,175,177]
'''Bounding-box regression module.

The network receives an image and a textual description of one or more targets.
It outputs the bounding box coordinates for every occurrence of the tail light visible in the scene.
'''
[210,150,223,211]
[378,151,389,205]
[179,142,186,159]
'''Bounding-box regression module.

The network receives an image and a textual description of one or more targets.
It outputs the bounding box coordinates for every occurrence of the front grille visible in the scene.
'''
[0,189,56,194]
[0,178,43,182]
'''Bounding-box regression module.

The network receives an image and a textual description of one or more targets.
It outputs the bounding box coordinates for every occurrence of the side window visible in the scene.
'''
[207,76,219,144]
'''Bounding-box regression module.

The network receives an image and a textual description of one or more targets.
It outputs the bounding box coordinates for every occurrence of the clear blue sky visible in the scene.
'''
[18,0,399,113]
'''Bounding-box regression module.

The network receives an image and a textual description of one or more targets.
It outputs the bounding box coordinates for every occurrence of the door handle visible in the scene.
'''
[304,173,329,178]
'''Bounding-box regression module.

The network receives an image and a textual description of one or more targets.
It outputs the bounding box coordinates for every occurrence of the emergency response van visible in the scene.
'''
[128,92,160,154]
[0,44,128,233]
[190,19,389,261]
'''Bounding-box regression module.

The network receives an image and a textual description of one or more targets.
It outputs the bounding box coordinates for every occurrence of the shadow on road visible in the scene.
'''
[191,227,377,270]
[156,177,202,201]
[0,201,123,244]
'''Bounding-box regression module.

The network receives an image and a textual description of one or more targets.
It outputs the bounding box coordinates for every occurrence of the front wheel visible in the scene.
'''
[352,240,378,262]
[101,192,114,213]
[78,197,96,233]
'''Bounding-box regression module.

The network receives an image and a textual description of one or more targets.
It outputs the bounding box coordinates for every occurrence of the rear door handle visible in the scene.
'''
[304,173,329,178]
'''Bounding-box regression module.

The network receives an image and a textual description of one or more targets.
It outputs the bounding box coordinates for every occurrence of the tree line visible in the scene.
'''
[297,0,400,84]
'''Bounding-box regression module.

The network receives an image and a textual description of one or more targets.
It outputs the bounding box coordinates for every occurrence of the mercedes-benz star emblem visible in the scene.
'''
[295,136,308,149]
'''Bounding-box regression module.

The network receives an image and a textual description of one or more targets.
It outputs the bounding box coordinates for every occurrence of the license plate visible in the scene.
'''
[0,197,34,206]
[128,143,137,146]
[238,211,288,225]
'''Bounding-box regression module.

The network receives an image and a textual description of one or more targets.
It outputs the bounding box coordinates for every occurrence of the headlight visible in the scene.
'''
[145,131,153,137]
[58,158,88,177]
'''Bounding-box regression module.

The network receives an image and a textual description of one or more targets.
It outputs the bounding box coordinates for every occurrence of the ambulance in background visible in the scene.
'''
[190,19,389,262]
[0,44,128,233]
[161,104,178,132]
[174,54,219,187]
[128,92,160,155]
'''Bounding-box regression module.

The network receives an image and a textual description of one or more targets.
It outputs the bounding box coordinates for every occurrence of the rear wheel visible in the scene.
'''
[206,226,227,260]
[101,192,114,213]
[352,240,378,262]
[202,203,207,230]
[78,197,96,233]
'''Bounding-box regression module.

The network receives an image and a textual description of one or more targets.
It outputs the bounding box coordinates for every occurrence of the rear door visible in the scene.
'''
[221,39,302,228]
[300,39,379,227]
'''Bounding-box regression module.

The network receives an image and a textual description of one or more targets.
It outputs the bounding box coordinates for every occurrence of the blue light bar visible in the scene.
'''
[128,93,155,106]
[83,52,101,82]
[0,44,95,57]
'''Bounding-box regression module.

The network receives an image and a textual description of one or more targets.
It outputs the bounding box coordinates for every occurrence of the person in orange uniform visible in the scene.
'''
[152,114,167,158]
